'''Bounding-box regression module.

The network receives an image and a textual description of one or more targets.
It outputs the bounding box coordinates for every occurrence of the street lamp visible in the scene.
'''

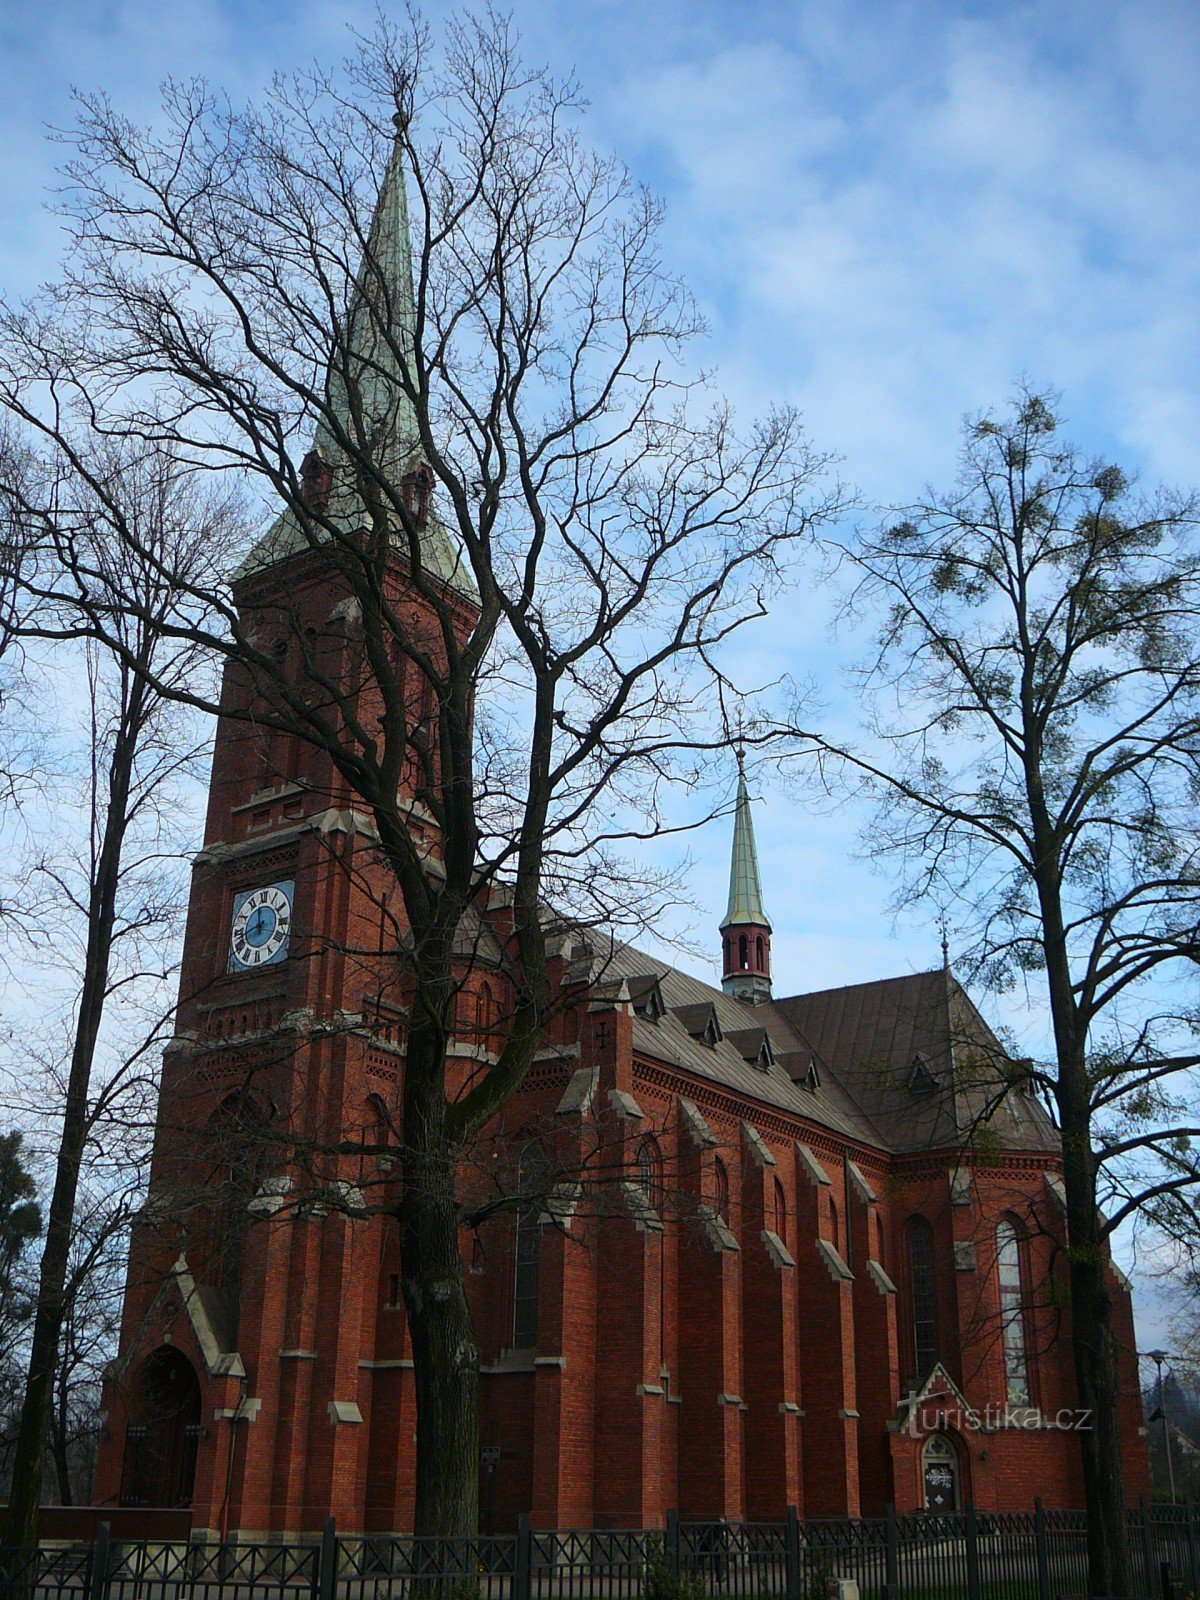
[1147,1349,1177,1505]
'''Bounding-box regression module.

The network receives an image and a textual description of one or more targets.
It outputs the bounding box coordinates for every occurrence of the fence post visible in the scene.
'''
[666,1510,680,1581]
[1186,1499,1200,1600]
[316,1516,337,1600]
[964,1500,981,1600]
[1141,1500,1157,1600]
[1161,1558,1176,1600]
[885,1502,899,1600]
[1034,1498,1051,1600]
[785,1507,801,1600]
[87,1520,112,1600]
[514,1512,532,1600]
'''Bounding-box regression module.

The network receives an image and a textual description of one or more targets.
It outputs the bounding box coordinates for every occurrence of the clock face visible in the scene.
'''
[228,881,293,972]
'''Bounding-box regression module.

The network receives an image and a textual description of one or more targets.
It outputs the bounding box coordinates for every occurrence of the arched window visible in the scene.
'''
[512,1141,545,1350]
[907,1216,938,1383]
[637,1135,662,1210]
[756,935,765,969]
[738,934,749,970]
[713,1156,729,1220]
[772,1176,787,1246]
[997,1218,1031,1405]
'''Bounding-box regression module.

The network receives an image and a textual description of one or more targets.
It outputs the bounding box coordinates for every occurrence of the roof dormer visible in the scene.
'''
[672,1001,724,1048]
[626,974,667,1023]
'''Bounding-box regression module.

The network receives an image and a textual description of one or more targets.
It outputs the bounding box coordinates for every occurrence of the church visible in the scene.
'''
[93,126,1149,1540]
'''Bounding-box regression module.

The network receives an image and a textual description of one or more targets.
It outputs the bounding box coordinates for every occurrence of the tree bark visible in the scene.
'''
[400,1119,479,1539]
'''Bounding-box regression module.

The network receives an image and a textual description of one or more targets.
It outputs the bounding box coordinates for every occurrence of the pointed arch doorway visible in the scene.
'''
[119,1345,202,1507]
[921,1433,961,1512]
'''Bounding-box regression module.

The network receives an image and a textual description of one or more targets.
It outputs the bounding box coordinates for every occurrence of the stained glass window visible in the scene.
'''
[908,1215,938,1382]
[997,1218,1031,1406]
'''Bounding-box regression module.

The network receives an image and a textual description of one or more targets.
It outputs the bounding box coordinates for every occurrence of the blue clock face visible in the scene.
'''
[229,881,294,972]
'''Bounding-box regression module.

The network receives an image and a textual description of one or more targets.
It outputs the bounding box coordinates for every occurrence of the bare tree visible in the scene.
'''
[0,13,842,1537]
[0,443,239,1547]
[805,390,1200,1594]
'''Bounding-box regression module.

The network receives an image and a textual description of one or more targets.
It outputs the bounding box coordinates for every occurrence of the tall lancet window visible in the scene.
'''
[997,1218,1031,1405]
[907,1215,938,1383]
[512,1141,545,1351]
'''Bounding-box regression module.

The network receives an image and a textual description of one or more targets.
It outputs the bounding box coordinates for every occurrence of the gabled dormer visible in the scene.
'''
[726,1026,775,1072]
[907,1051,938,1095]
[626,974,666,1023]
[672,1001,723,1048]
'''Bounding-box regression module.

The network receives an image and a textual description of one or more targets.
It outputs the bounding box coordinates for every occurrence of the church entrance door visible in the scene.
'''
[119,1346,201,1507]
[922,1434,960,1513]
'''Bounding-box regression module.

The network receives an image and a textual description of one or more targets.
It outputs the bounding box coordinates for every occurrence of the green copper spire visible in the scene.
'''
[241,114,473,594]
[311,113,420,480]
[720,754,771,933]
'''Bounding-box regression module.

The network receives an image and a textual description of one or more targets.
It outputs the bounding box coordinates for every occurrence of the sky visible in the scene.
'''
[2,0,1199,1347]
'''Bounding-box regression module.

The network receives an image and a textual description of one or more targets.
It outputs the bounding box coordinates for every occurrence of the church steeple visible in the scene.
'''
[720,751,772,1004]
[244,113,472,593]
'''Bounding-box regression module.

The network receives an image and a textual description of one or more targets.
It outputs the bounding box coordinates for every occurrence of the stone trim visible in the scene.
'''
[556,1066,599,1115]
[761,1229,796,1269]
[954,1240,977,1272]
[279,1349,318,1360]
[608,1089,645,1120]
[742,1121,776,1168]
[215,1397,261,1423]
[847,1160,877,1204]
[867,1259,897,1296]
[796,1143,832,1188]
[699,1203,739,1253]
[679,1097,719,1149]
[816,1237,853,1283]
[328,1400,363,1424]
[172,1254,245,1380]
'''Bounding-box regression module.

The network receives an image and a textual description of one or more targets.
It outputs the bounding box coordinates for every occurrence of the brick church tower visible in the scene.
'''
[94,126,1150,1539]
[93,120,482,1536]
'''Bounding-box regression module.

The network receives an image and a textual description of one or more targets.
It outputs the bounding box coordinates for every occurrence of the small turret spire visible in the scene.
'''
[720,750,772,1004]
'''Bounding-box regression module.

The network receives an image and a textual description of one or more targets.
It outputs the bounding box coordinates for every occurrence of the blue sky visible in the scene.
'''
[3,0,1199,1338]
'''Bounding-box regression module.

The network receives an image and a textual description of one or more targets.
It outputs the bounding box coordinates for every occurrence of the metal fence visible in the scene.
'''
[2,1501,1198,1600]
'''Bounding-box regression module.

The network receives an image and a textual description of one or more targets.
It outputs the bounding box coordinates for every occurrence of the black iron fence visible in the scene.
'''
[2,1501,1198,1600]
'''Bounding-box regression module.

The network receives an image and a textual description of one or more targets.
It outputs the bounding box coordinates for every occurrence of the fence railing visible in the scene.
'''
[1,1501,1197,1600]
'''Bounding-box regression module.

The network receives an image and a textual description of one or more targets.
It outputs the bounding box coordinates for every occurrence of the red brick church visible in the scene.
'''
[93,131,1148,1539]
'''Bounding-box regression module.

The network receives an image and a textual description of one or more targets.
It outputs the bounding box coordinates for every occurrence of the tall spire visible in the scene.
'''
[312,113,420,480]
[720,749,772,1004]
[241,113,473,594]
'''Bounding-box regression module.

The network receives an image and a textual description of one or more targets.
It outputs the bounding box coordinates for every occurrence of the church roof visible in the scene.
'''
[596,938,1059,1157]
[238,121,474,597]
[720,761,770,931]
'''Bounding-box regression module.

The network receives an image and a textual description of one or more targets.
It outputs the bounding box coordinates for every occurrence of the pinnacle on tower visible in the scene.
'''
[720,749,772,1004]
[241,114,472,594]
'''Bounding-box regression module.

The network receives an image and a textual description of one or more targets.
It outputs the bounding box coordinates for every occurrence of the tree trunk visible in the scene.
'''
[1,690,140,1552]
[1061,1119,1129,1596]
[400,1131,479,1540]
